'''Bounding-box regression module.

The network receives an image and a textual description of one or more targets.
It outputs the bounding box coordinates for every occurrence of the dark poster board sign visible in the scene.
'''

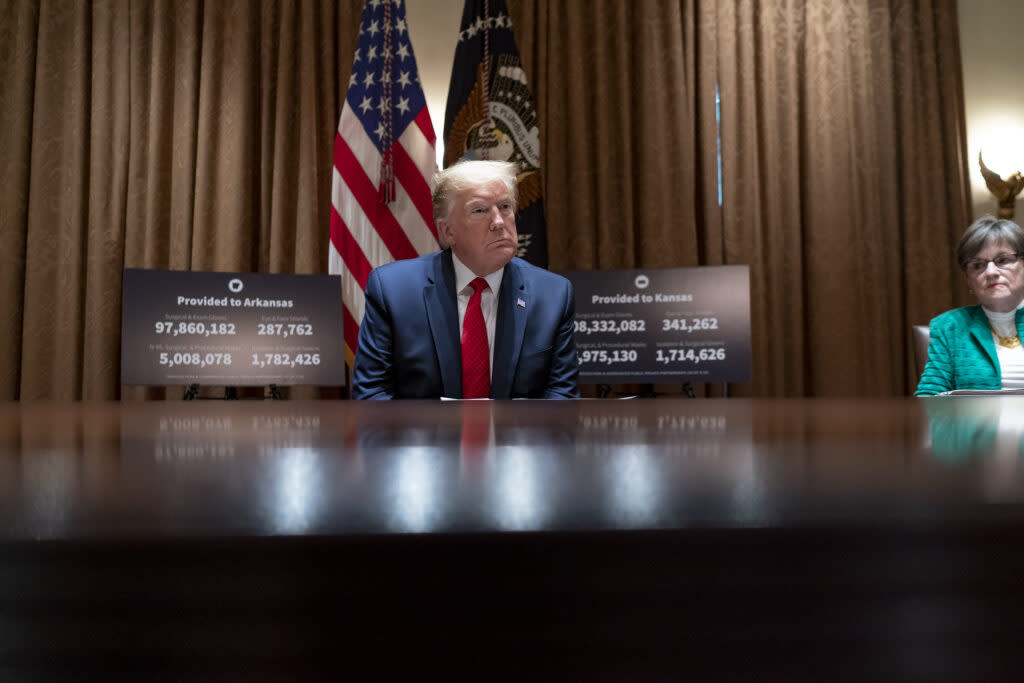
[121,269,345,386]
[563,266,751,384]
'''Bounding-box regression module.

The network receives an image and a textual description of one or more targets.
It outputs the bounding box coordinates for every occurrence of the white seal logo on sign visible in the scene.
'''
[228,278,244,293]
[634,274,650,290]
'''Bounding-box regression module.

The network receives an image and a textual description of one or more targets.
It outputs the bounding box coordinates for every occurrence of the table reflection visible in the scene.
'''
[13,398,1024,540]
[19,448,77,538]
[388,445,448,532]
[272,447,326,534]
[487,445,559,530]
[604,445,664,526]
[924,396,1024,500]
[6,399,1024,681]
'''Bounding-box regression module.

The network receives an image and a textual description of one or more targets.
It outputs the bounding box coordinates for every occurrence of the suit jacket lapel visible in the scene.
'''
[969,305,999,369]
[424,250,462,398]
[492,259,527,398]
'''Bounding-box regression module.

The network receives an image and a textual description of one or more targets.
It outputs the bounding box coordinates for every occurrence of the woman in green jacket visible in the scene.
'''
[916,216,1024,396]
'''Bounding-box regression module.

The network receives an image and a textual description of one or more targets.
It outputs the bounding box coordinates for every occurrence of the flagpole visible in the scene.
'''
[480,0,491,158]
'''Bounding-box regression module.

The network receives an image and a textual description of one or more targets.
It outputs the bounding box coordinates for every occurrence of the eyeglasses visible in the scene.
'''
[966,252,1023,275]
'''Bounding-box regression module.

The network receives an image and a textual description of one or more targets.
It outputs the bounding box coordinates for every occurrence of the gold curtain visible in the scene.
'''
[0,0,363,400]
[713,0,971,396]
[509,0,970,396]
[2,0,971,399]
[510,0,706,271]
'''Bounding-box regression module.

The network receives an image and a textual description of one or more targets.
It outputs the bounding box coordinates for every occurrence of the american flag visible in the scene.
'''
[330,0,439,366]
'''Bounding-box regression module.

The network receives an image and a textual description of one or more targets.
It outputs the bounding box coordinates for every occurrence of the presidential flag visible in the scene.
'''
[443,0,547,267]
[330,0,439,366]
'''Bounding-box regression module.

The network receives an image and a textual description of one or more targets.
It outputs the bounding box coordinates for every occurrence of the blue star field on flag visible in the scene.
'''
[347,0,427,155]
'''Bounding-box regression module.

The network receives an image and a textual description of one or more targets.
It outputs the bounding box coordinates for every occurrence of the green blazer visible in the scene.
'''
[915,305,1024,396]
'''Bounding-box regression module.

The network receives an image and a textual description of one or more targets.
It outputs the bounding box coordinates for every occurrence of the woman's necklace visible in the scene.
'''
[991,324,1022,349]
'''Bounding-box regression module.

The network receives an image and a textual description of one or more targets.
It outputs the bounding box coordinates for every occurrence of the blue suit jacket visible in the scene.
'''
[352,250,580,399]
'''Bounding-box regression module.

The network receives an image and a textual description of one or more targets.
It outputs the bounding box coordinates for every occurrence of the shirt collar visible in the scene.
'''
[451,252,504,295]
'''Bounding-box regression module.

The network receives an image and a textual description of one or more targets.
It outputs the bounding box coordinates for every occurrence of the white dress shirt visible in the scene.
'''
[451,253,505,373]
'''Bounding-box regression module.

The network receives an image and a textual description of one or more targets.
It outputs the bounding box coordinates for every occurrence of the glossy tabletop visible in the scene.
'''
[1,397,1021,539]
[4,397,1024,680]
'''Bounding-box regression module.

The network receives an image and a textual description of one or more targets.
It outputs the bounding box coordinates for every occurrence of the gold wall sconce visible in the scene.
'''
[979,151,1024,219]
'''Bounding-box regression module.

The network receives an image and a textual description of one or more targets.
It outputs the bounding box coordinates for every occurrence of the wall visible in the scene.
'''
[959,0,1024,220]
[404,0,463,167]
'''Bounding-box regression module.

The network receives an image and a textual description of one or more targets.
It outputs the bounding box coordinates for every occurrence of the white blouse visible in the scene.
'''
[984,307,1024,389]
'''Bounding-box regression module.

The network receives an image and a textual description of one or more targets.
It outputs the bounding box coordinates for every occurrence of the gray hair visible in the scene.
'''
[956,215,1024,271]
[432,160,519,223]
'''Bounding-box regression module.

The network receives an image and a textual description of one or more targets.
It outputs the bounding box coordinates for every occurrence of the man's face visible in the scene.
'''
[439,180,518,277]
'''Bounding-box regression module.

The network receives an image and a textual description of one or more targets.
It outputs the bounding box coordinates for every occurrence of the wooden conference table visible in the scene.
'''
[2,397,1024,679]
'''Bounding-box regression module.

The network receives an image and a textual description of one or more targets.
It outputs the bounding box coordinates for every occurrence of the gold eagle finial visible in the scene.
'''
[980,151,1024,219]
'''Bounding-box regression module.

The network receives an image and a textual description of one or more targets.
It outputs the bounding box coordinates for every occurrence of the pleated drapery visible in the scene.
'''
[509,0,970,396]
[1,0,363,400]
[1,0,970,398]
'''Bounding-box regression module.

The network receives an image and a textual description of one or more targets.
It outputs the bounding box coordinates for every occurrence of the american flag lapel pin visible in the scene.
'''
[517,298,526,308]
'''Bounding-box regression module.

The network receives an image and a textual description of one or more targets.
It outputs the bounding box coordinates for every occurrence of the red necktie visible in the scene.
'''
[461,277,490,399]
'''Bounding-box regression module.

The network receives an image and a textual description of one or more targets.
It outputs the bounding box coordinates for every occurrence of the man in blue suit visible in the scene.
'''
[352,160,579,399]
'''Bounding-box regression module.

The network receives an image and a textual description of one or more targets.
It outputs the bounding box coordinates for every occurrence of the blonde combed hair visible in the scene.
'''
[432,159,520,223]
